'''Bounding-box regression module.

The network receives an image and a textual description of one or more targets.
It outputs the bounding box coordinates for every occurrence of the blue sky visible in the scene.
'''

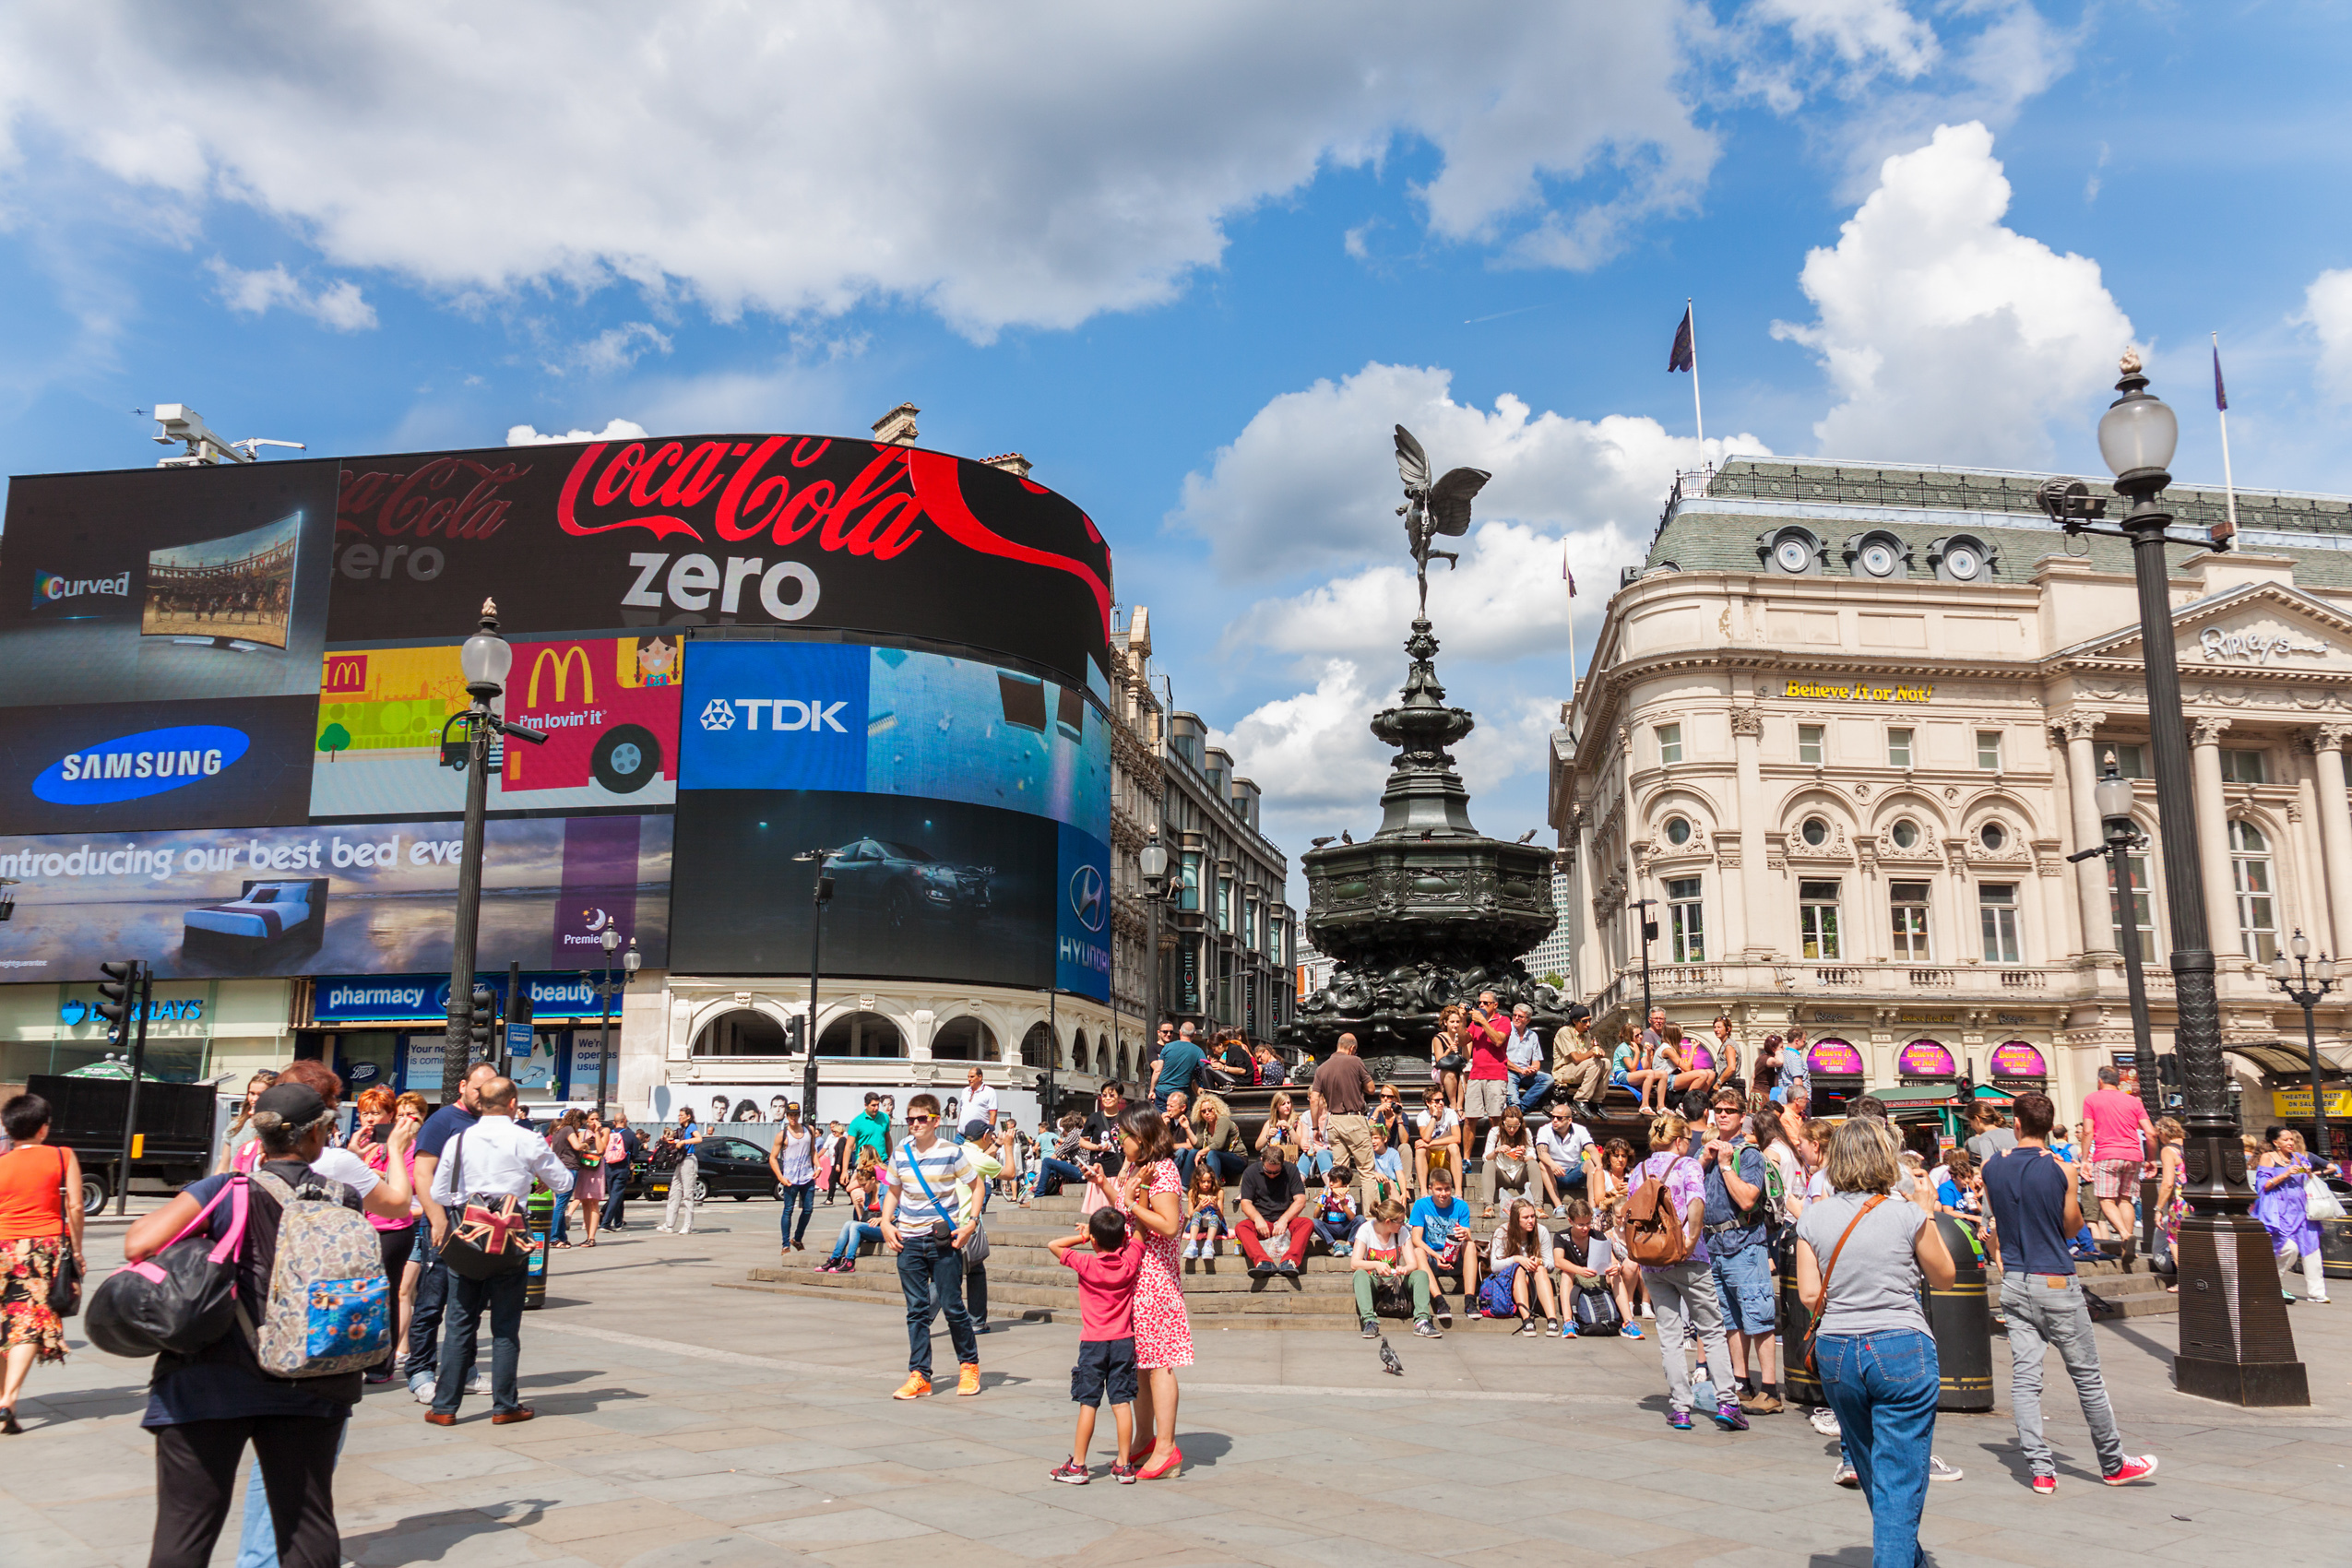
[4,2,2349,906]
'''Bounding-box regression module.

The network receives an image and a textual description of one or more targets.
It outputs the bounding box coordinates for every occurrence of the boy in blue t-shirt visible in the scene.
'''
[1370,1125,1407,1205]
[1406,1167,1478,1323]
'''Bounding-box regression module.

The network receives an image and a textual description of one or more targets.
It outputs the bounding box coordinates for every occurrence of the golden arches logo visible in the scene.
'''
[527,645,593,706]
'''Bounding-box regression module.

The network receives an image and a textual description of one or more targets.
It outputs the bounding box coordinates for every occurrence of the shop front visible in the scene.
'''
[1804,1039,1866,1114]
[308,971,625,1105]
[0,978,295,1090]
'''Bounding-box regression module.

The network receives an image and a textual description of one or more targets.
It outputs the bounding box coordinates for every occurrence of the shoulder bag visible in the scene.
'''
[2302,1158,2346,1221]
[46,1146,82,1317]
[1799,1194,1889,1378]
[86,1176,249,1358]
[438,1131,531,1282]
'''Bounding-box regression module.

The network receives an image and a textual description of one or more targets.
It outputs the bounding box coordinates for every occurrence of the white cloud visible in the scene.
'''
[2307,268,2352,402]
[205,260,377,330]
[506,418,648,445]
[553,322,673,376]
[1173,360,1764,581]
[1209,660,1392,821]
[0,4,1718,340]
[1751,0,1938,79]
[1772,121,2132,469]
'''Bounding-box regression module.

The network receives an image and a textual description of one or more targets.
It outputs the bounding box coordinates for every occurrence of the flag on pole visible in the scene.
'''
[1562,545,1577,597]
[2213,341,2228,410]
[1669,306,1695,373]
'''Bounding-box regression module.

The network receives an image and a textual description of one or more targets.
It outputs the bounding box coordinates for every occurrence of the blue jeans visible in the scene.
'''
[233,1422,347,1568]
[778,1181,816,1246]
[827,1220,881,1263]
[406,1217,447,1388]
[1037,1157,1087,1196]
[1816,1330,1940,1568]
[550,1185,572,1244]
[1709,1241,1776,1336]
[1512,1070,1554,1112]
[897,1234,978,1377]
[433,1265,529,1416]
[1298,1149,1333,1179]
[1312,1215,1358,1253]
[601,1173,628,1229]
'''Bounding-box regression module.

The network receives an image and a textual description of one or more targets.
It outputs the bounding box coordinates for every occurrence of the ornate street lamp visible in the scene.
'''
[441,600,545,1105]
[793,849,837,1128]
[1139,830,1171,1042]
[2045,354,2306,1405]
[2268,931,2337,1170]
[2070,755,2161,1254]
[588,931,637,1122]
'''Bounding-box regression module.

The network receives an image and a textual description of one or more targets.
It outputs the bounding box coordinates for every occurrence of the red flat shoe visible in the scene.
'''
[1138,1444,1183,1479]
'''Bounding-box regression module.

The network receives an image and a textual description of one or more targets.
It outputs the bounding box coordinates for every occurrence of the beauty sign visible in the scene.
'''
[1899,1039,1955,1077]
[1806,1039,1865,1075]
[1989,1040,2048,1079]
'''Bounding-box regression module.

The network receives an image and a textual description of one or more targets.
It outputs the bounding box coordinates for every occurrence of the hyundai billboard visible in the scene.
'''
[311,635,682,819]
[326,437,1113,693]
[0,814,669,980]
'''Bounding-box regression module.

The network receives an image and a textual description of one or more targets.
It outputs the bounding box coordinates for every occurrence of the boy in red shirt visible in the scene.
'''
[1047,1206,1144,1483]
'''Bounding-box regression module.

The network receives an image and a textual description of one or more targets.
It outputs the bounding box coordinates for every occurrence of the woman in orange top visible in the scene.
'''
[1,1091,86,1433]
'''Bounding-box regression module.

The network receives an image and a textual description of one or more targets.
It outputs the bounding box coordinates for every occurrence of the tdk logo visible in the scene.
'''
[699,697,848,732]
[32,570,130,611]
[32,725,250,805]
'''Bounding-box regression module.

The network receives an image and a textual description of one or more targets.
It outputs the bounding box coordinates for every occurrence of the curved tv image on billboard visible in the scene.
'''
[142,512,302,650]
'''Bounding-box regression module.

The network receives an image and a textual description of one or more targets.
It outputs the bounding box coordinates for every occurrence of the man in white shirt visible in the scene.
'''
[1505,1004,1553,1113]
[425,1077,572,1427]
[882,1091,996,1399]
[1535,1105,1595,1214]
[959,1066,999,1142]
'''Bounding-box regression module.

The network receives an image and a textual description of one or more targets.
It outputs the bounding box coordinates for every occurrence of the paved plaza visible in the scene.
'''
[6,1197,2350,1568]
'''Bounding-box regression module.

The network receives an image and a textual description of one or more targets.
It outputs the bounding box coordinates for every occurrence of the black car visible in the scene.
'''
[637,1134,788,1204]
[830,837,992,933]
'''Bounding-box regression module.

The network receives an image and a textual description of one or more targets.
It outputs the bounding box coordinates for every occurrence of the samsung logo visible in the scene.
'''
[32,725,251,805]
[31,570,131,610]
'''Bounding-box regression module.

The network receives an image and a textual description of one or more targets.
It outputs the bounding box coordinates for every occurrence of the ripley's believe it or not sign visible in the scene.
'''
[1778,678,1934,704]
[0,436,1114,999]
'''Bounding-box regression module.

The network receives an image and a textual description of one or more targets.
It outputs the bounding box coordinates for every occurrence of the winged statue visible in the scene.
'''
[1394,425,1491,612]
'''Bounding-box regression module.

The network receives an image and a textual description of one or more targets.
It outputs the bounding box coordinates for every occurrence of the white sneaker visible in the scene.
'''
[411,1381,436,1406]
[464,1371,481,1396]
[1640,1303,1654,1319]
[1834,1460,1859,1489]
[1182,1241,1200,1260]
[1809,1406,1841,1437]
[656,1225,675,1233]
[1928,1455,1962,1482]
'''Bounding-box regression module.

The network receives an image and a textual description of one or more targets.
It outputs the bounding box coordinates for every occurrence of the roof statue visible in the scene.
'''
[1394,425,1491,612]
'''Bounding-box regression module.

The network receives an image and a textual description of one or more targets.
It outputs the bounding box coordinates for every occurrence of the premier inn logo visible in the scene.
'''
[31,570,131,610]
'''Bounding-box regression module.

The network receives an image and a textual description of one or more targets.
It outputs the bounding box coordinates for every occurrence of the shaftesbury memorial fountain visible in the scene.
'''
[1280,427,1565,1082]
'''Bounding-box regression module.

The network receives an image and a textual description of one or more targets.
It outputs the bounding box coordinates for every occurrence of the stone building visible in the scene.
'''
[1161,713,1296,1043]
[1550,457,2352,1139]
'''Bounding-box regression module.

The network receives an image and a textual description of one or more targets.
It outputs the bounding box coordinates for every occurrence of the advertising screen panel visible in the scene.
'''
[327,437,1112,691]
[311,636,682,819]
[0,814,669,980]
[0,695,319,834]
[0,461,339,705]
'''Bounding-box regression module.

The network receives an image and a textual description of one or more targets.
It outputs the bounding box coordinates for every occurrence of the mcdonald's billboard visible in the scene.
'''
[310,635,681,819]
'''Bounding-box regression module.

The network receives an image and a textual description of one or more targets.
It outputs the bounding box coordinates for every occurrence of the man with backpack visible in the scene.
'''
[1625,1111,1746,1432]
[424,1078,573,1426]
[1697,1089,1781,1413]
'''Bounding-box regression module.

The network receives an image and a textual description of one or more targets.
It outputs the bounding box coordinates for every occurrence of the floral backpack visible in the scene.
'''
[240,1168,390,1377]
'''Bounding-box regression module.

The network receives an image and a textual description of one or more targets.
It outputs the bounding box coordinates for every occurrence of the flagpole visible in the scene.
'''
[1563,546,1579,723]
[1687,296,1705,456]
[2214,331,2239,539]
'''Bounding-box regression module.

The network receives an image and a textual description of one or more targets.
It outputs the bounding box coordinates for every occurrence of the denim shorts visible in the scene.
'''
[1072,1336,1137,1407]
[1709,1241,1776,1335]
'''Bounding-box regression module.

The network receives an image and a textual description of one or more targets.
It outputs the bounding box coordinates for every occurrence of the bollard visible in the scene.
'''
[1925,1213,1993,1411]
[524,1185,553,1311]
[1776,1230,1824,1408]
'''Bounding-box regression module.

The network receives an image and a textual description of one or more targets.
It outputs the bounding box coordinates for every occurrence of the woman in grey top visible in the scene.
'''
[1796,1119,1954,1568]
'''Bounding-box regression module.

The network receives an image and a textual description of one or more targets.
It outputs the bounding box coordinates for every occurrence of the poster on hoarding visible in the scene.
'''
[0,462,339,706]
[1898,1039,1955,1077]
[310,636,681,818]
[0,814,670,980]
[326,438,1112,691]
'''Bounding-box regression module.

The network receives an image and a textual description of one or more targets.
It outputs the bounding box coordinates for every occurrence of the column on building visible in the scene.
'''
[2311,725,2352,954]
[2289,741,2335,956]
[2058,711,2117,959]
[2190,717,2239,958]
[1730,702,1768,957]
[1571,802,1602,985]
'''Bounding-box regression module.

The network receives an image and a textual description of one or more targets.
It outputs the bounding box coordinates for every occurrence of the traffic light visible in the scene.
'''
[97,960,141,1042]
[469,985,498,1057]
[2157,1051,2183,1105]
[784,1015,806,1054]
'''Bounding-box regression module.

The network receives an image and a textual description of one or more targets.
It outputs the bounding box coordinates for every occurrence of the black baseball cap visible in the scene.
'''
[254,1082,331,1126]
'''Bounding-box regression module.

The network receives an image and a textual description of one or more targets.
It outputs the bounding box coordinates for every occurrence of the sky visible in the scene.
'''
[4,1,2350,912]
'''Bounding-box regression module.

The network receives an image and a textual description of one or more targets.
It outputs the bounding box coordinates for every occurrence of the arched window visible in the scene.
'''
[2229,820,2278,963]
[691,1008,790,1056]
[930,1016,998,1062]
[1018,1021,1056,1070]
[816,1011,904,1058]
[1072,1029,1091,1079]
[1117,1044,1133,1083]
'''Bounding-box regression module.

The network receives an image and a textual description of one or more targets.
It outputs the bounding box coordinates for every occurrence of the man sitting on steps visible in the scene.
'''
[1235,1146,1313,1278]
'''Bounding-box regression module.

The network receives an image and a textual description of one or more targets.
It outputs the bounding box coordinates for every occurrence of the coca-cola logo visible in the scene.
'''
[339,457,531,543]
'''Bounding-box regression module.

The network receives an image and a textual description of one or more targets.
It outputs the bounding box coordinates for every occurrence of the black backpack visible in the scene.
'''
[1570,1277,1623,1336]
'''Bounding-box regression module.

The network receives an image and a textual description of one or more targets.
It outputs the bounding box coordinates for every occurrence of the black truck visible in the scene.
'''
[24,1074,218,1210]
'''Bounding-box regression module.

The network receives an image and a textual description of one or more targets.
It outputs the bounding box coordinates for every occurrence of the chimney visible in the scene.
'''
[981,452,1032,479]
[871,402,920,445]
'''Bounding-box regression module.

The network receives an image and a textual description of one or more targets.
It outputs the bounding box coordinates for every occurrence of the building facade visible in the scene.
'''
[1161,712,1296,1044]
[1551,457,2352,1140]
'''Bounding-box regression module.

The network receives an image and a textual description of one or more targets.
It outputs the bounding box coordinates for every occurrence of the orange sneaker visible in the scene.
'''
[956,1363,981,1396]
[891,1372,931,1400]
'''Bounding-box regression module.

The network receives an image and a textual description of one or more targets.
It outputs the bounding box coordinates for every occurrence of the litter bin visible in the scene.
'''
[1776,1230,1823,1408]
[524,1185,554,1311]
[1925,1213,1992,1411]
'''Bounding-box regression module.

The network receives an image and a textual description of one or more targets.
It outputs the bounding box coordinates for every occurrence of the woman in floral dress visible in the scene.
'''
[1116,1104,1191,1479]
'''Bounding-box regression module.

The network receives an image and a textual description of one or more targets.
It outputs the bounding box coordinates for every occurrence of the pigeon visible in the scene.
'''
[1341,830,1354,844]
[1378,1336,1404,1377]
[1311,836,1336,848]
[1517,829,1538,844]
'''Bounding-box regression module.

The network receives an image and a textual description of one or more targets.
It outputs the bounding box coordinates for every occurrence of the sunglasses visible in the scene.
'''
[908,1114,939,1125]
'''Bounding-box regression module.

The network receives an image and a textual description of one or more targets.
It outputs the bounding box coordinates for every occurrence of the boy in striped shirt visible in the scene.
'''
[883,1092,998,1398]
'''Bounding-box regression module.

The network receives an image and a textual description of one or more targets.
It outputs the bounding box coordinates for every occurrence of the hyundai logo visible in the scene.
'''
[33,725,251,805]
[1068,863,1106,932]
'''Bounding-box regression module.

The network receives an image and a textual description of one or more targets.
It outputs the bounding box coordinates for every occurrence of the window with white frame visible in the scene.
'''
[1887,728,1914,767]
[1798,724,1824,766]
[1218,874,1233,933]
[2223,749,2268,784]
[1890,881,1930,962]
[1799,880,1842,960]
[1977,731,2002,770]
[1667,876,1704,963]
[1978,883,2021,964]
[2229,820,2278,962]
[1657,723,1682,765]
[2108,852,2156,962]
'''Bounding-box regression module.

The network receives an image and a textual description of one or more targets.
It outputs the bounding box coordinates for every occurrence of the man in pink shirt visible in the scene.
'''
[1463,990,1513,1170]
[2080,1067,2153,1258]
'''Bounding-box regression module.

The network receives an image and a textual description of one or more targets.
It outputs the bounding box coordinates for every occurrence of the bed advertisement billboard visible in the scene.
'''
[326,436,1112,690]
[0,814,670,981]
[0,461,339,707]
[310,635,683,819]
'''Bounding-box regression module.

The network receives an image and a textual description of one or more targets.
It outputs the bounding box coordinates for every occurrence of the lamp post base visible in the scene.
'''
[2173,1216,2309,1407]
